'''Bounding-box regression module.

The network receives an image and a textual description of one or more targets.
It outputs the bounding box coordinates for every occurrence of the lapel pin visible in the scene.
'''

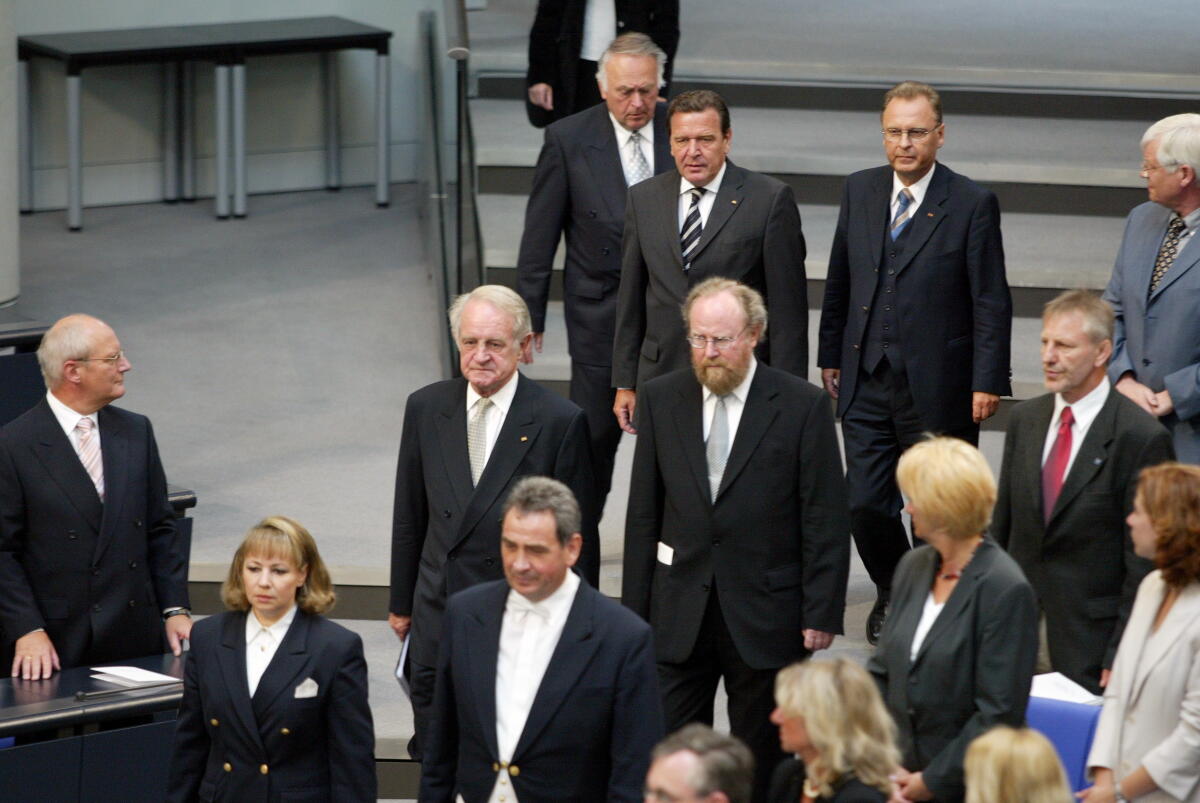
[926,212,934,217]
[731,199,738,205]
[520,436,528,442]
[1093,457,1103,465]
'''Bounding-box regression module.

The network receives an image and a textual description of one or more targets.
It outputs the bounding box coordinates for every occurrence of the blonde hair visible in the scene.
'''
[965,727,1072,803]
[774,658,900,797]
[896,437,996,540]
[222,516,336,614]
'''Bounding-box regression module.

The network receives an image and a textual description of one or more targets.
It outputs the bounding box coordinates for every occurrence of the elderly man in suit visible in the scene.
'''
[623,278,849,802]
[388,285,596,759]
[612,89,809,435]
[993,290,1174,695]
[644,725,754,803]
[0,314,190,679]
[421,476,662,802]
[525,0,678,128]
[1103,113,1200,464]
[818,80,1012,645]
[518,32,672,515]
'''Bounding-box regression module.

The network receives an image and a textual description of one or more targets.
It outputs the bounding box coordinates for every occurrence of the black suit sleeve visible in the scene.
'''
[621,382,664,618]
[817,180,852,369]
[390,393,430,615]
[964,190,1012,396]
[646,1,680,85]
[327,632,377,801]
[419,608,460,802]
[990,409,1019,550]
[608,624,665,801]
[555,408,601,587]
[144,419,189,611]
[526,0,564,89]
[612,188,650,389]
[166,647,208,803]
[797,389,850,633]
[0,431,44,640]
[516,124,571,334]
[761,182,809,379]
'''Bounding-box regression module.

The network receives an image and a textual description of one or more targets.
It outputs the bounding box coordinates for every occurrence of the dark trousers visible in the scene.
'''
[570,360,623,517]
[658,590,795,803]
[407,658,438,761]
[842,359,978,591]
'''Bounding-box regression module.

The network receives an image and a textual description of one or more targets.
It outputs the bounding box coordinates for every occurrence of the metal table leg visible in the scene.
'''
[162,62,179,202]
[231,62,246,218]
[66,73,82,231]
[214,64,230,219]
[323,52,341,190]
[375,52,390,208]
[18,60,32,214]
[181,62,195,201]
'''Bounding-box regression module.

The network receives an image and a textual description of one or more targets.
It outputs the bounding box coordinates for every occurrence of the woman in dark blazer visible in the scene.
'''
[768,657,899,802]
[167,516,375,802]
[868,437,1038,803]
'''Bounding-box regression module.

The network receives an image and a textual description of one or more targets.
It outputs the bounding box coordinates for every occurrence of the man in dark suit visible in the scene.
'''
[993,290,1174,695]
[388,285,597,759]
[623,278,849,802]
[817,80,1012,644]
[421,476,662,802]
[1103,113,1200,463]
[518,32,672,515]
[525,0,679,128]
[644,724,754,803]
[0,314,190,679]
[612,89,809,435]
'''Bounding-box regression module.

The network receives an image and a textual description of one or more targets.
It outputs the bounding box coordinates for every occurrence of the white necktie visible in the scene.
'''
[75,417,105,500]
[627,130,652,185]
[468,397,493,486]
[706,395,730,500]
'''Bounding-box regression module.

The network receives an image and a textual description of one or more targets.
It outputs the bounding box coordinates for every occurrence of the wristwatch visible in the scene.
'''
[1114,785,1129,803]
[163,607,191,620]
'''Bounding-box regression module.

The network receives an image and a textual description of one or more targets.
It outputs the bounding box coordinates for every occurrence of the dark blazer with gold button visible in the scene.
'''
[420,579,664,802]
[167,610,376,803]
[0,398,188,670]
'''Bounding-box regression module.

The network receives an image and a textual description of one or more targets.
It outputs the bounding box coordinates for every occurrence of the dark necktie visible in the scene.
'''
[680,187,705,271]
[1149,214,1187,295]
[1042,406,1074,522]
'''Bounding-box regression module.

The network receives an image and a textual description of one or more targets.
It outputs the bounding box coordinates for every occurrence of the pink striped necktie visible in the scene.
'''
[75,416,105,500]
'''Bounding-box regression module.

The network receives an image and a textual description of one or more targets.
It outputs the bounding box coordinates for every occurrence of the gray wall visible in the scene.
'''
[15,0,441,211]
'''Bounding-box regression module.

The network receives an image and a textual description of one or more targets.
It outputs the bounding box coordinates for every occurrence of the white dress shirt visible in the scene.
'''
[910,592,945,661]
[1041,378,1110,475]
[466,371,520,469]
[891,163,937,219]
[702,357,757,444]
[486,570,581,803]
[245,604,298,697]
[678,161,728,231]
[580,0,616,61]
[611,112,655,186]
[46,390,101,457]
[1165,206,1200,266]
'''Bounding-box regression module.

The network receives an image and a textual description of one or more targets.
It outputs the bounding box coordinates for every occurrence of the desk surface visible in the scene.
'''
[0,653,185,737]
[19,16,392,67]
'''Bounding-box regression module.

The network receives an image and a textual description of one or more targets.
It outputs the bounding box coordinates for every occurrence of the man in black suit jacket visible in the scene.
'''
[0,314,190,679]
[422,476,662,802]
[817,81,1012,643]
[519,33,672,515]
[612,90,809,435]
[623,278,849,802]
[388,285,597,759]
[993,290,1174,694]
[526,0,679,128]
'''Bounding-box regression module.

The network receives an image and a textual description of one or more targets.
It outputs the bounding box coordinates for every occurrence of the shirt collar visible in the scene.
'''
[704,356,757,404]
[506,567,580,620]
[1178,206,1200,232]
[245,604,298,643]
[609,111,653,149]
[680,161,728,196]
[466,370,520,417]
[46,390,99,438]
[892,162,937,210]
[1053,375,1110,424]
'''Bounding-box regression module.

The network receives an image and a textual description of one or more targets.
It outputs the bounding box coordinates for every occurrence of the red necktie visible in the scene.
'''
[1042,406,1074,522]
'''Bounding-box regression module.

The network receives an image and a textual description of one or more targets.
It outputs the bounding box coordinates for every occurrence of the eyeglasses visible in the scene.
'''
[686,328,746,351]
[882,124,941,142]
[1140,162,1176,175]
[74,350,125,364]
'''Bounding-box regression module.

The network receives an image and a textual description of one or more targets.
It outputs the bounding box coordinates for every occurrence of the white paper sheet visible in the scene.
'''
[1030,672,1103,706]
[89,665,178,685]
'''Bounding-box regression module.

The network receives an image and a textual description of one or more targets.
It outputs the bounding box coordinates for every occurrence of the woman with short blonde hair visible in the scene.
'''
[220,515,335,613]
[964,727,1072,803]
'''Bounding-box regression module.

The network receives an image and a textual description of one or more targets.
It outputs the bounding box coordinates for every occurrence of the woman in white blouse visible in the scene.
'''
[167,516,376,802]
[868,437,1038,803]
[1081,463,1200,803]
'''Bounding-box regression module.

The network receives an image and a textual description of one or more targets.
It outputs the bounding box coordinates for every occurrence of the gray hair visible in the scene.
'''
[1141,113,1200,174]
[650,724,754,803]
[447,285,532,344]
[596,32,667,92]
[37,313,107,388]
[502,476,581,546]
[682,277,768,337]
[1042,289,1114,345]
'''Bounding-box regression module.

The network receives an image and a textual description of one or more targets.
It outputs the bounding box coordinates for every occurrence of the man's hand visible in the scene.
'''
[821,368,840,399]
[1099,668,1111,689]
[523,332,544,365]
[388,613,412,641]
[12,631,60,680]
[971,392,1000,423]
[614,389,638,435]
[1115,374,1159,416]
[802,629,834,651]
[527,83,554,111]
[1153,389,1174,417]
[165,614,193,656]
[895,770,933,801]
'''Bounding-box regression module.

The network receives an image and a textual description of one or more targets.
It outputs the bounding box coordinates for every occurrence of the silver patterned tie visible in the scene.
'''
[627,130,652,185]
[706,395,730,500]
[890,188,914,240]
[468,397,493,486]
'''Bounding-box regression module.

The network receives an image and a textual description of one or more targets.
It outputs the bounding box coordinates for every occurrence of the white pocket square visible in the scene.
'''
[294,678,319,699]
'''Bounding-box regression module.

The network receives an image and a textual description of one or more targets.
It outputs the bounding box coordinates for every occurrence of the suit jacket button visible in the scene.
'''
[1142,358,1151,365]
[860,305,868,312]
[128,600,136,608]
[280,727,290,735]
[68,529,77,540]
[588,210,597,218]
[492,762,500,772]
[223,763,232,773]
[712,539,721,546]
[442,510,452,518]
[92,604,101,612]
[260,764,269,775]
[601,247,610,255]
[701,584,710,592]
[888,269,895,275]
[485,557,495,566]
[449,552,457,560]
[210,718,219,727]
[91,567,100,576]
[509,765,520,776]
[129,561,137,569]
[134,519,143,528]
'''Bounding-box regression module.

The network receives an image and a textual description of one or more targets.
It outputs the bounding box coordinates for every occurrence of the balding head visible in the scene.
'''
[38,314,131,413]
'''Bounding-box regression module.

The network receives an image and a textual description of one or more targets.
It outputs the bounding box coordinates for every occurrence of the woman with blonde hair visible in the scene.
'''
[964,726,1072,803]
[768,657,900,802]
[869,437,1038,802]
[167,516,376,802]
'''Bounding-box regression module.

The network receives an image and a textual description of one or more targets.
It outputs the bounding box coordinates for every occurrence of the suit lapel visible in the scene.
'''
[513,584,602,758]
[466,583,508,760]
[251,610,313,720]
[892,550,935,679]
[1128,581,1200,708]
[435,381,474,512]
[1049,392,1117,524]
[1149,227,1200,301]
[688,162,746,264]
[866,168,892,270]
[92,406,129,564]
[913,541,997,668]
[1020,396,1056,529]
[217,612,266,754]
[716,367,778,500]
[27,399,103,532]
[583,107,628,221]
[892,164,949,277]
[667,376,712,507]
[655,172,688,279]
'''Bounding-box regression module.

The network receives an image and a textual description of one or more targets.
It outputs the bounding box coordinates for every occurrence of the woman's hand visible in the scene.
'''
[895,770,933,801]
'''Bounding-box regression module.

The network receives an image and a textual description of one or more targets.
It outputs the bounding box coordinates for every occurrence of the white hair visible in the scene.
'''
[1141,113,1200,174]
[596,32,666,93]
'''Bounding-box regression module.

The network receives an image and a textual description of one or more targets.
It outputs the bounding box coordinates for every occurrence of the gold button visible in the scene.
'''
[509,765,520,777]
[492,762,499,772]
[260,764,269,775]
[210,718,219,727]
[223,763,232,773]
[500,778,507,785]
[280,728,290,735]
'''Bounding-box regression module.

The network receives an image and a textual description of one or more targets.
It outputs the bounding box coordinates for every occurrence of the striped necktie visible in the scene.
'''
[75,416,105,500]
[681,187,705,270]
[890,188,914,240]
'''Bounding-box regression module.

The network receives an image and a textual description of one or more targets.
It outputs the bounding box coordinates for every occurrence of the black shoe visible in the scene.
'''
[866,593,889,645]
